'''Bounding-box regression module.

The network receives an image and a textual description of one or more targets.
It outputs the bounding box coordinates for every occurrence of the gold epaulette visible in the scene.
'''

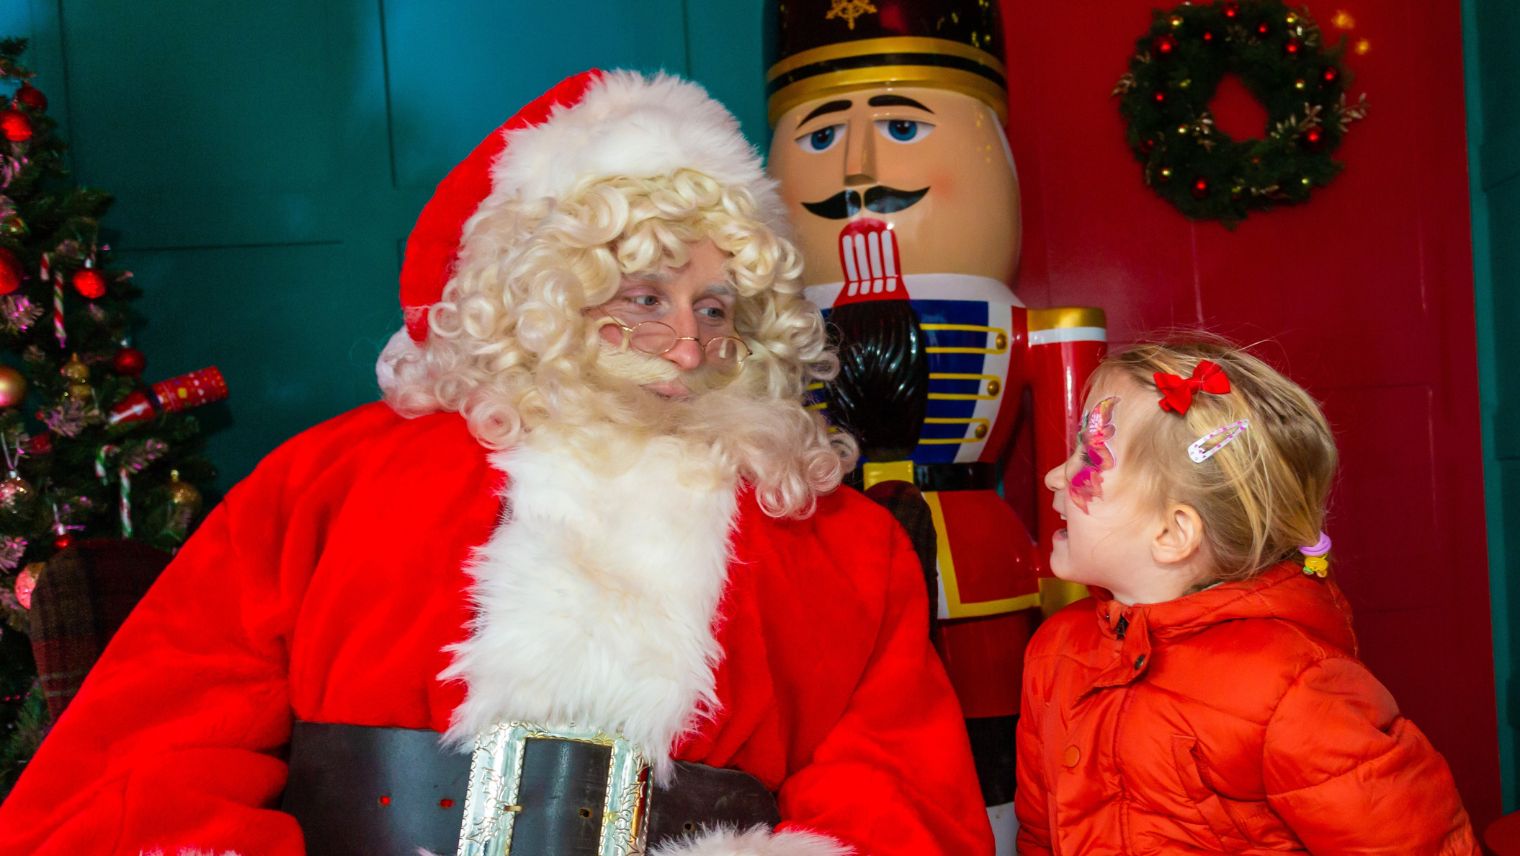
[1027,306,1107,332]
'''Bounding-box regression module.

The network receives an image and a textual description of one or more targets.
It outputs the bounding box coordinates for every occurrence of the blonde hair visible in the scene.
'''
[1095,339,1337,581]
[378,169,856,518]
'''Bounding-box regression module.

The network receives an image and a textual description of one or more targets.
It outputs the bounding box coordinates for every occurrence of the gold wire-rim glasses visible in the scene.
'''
[599,315,751,374]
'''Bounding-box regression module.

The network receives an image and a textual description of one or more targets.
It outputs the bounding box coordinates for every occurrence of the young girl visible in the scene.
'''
[1015,341,1479,854]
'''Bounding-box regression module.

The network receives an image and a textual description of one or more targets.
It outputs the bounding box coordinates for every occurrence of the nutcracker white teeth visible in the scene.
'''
[835,218,905,302]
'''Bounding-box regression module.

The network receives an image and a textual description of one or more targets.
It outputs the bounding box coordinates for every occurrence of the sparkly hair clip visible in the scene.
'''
[1187,419,1250,463]
[1300,531,1331,578]
[1155,359,1231,415]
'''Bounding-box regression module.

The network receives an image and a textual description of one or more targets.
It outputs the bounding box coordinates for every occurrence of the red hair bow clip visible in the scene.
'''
[1154,360,1231,414]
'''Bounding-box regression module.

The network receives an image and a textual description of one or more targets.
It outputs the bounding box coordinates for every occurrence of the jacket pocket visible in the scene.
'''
[1171,735,1250,851]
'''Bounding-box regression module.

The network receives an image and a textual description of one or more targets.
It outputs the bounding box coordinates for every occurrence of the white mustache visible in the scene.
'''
[594,344,681,385]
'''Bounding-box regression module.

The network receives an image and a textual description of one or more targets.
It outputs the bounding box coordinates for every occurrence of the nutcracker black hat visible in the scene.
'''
[764,0,1007,125]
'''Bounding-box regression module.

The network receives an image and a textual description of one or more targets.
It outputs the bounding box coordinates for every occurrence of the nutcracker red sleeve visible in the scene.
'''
[1017,307,1106,614]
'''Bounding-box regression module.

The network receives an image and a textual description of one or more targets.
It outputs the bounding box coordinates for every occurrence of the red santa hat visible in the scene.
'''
[398,68,783,343]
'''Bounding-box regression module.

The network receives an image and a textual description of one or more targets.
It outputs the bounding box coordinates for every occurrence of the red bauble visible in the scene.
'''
[0,109,32,143]
[71,268,107,299]
[0,247,21,295]
[1155,35,1178,56]
[53,533,72,551]
[28,433,51,455]
[15,84,47,112]
[112,347,147,377]
[1191,178,1211,199]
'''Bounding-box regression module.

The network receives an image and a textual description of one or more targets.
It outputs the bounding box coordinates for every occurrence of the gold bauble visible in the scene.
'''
[166,469,202,514]
[0,365,25,408]
[60,353,89,383]
[0,472,33,509]
[66,382,94,401]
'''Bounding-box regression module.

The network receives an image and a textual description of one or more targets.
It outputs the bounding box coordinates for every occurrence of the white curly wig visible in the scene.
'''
[377,70,855,517]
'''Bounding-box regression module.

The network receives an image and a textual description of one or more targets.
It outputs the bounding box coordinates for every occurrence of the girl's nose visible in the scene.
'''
[1043,463,1066,493]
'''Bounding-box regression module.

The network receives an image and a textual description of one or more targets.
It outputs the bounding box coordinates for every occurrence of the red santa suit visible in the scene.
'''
[0,402,992,855]
[0,69,993,856]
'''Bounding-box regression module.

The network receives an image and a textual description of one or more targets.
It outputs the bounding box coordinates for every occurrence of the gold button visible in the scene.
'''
[986,379,1001,396]
[1062,745,1081,767]
[974,424,989,439]
[994,333,1008,350]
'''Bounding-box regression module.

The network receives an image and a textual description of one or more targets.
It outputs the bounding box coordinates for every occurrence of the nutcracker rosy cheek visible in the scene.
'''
[1069,395,1119,514]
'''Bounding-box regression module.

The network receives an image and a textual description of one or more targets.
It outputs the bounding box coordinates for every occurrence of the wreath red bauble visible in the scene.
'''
[1114,0,1368,226]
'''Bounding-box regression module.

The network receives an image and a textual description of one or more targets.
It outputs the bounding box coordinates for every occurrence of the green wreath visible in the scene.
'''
[1114,0,1368,225]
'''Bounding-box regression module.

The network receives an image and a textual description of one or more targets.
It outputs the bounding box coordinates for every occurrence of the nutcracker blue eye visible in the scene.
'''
[875,119,934,143]
[796,124,843,153]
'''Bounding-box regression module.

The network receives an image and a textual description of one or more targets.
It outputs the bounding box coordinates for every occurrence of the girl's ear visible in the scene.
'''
[1152,502,1205,566]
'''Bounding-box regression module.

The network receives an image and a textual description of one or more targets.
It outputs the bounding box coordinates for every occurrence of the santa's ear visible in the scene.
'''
[1152,502,1205,566]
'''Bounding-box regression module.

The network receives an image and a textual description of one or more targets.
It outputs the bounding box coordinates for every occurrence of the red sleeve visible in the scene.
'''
[1263,657,1481,855]
[0,444,311,855]
[772,525,995,855]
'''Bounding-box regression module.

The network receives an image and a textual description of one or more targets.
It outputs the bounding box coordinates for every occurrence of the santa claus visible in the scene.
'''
[0,70,992,856]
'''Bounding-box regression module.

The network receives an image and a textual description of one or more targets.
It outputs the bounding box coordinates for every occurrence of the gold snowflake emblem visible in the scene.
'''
[827,0,878,30]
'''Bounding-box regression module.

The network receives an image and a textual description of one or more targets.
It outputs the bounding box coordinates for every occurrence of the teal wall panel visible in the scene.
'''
[3,0,769,490]
[1466,0,1520,811]
[383,1,690,187]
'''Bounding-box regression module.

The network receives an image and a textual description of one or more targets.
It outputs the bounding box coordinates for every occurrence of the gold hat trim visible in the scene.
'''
[766,36,1006,81]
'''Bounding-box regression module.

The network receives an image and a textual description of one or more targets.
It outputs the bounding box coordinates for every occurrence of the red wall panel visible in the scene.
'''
[1003,0,1499,826]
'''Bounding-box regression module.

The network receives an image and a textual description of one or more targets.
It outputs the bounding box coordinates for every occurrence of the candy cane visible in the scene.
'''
[117,466,132,537]
[52,281,64,349]
[94,444,131,536]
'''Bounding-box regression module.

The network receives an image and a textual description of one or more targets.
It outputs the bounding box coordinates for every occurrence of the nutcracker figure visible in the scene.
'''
[766,2,1106,849]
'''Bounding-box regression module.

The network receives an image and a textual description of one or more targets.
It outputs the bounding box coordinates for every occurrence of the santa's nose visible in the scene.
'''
[660,312,705,371]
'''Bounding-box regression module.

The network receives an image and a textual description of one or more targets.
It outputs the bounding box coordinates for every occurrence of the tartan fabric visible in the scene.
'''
[27,538,171,721]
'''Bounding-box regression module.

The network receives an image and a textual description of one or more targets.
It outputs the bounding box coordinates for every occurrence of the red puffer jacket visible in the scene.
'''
[1015,561,1479,855]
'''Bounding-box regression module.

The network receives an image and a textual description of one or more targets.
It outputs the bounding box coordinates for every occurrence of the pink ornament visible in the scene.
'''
[14,564,37,609]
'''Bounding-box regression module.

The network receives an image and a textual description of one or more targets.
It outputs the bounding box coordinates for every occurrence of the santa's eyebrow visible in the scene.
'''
[799,99,852,125]
[868,94,933,113]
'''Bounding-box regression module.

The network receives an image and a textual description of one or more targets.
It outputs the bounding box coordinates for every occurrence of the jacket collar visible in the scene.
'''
[1082,561,1356,692]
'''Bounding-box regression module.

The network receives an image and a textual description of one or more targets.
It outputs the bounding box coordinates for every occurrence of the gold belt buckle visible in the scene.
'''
[456,721,651,856]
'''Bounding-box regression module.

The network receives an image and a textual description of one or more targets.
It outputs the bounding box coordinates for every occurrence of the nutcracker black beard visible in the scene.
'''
[826,299,929,462]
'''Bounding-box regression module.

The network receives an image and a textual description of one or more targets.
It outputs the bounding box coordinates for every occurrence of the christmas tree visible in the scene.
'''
[0,38,226,795]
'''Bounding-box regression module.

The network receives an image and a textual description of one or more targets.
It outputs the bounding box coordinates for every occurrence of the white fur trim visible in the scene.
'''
[650,825,855,856]
[441,429,738,781]
[486,70,785,227]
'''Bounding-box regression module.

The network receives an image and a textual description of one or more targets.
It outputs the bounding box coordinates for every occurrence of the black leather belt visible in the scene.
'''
[280,721,779,855]
[846,460,998,492]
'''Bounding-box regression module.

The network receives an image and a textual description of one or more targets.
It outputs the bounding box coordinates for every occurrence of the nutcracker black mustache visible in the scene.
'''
[801,186,929,219]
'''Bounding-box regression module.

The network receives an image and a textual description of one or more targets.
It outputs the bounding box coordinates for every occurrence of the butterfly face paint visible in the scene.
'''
[1069,396,1119,514]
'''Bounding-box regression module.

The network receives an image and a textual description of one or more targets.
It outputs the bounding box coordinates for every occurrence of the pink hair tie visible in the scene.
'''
[1300,532,1332,557]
